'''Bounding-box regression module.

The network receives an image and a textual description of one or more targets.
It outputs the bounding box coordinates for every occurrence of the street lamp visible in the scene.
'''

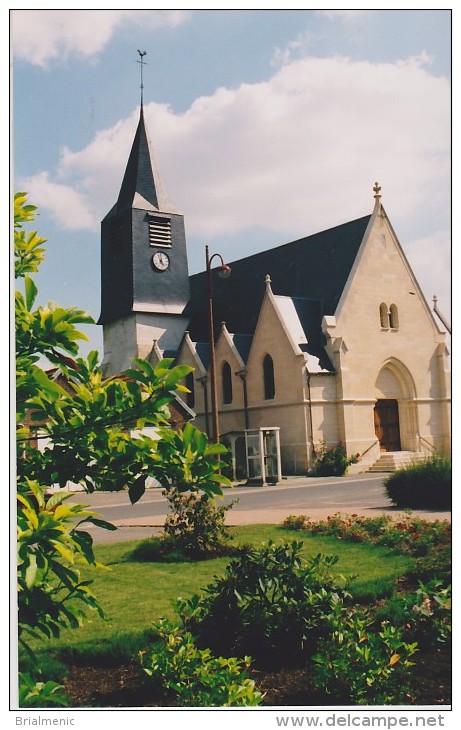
[206,245,231,444]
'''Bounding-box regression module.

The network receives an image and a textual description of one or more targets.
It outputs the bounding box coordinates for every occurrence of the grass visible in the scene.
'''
[26,524,412,657]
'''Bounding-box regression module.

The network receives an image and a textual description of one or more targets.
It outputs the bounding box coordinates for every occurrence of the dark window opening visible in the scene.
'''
[222,362,233,404]
[185,372,195,409]
[389,303,399,330]
[380,302,389,329]
[263,354,275,400]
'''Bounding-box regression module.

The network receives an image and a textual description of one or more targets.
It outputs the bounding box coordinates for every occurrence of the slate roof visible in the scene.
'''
[114,106,177,215]
[186,215,371,353]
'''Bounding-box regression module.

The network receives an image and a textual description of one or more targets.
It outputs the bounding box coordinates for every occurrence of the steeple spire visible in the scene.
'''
[115,53,178,214]
[137,50,147,107]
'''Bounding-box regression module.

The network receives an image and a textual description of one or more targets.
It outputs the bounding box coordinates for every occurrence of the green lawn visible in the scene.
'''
[37,524,412,654]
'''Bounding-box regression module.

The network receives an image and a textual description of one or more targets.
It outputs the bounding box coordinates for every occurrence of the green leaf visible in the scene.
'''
[72,531,95,564]
[24,554,37,589]
[45,491,72,511]
[129,476,146,505]
[205,443,228,455]
[84,517,118,531]
[24,275,38,310]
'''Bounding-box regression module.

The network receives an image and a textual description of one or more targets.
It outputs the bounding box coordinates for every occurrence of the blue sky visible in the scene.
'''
[11,7,452,358]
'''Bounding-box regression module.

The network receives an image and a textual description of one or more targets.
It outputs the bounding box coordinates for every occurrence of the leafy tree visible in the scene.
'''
[15,193,230,701]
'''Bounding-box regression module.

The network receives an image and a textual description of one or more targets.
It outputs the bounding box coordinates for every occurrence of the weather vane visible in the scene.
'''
[137,50,147,105]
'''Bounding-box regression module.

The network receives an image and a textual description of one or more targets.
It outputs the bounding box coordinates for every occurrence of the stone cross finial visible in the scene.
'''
[373,182,382,199]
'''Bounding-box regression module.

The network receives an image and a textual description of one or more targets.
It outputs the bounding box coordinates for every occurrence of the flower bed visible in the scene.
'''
[282,512,451,557]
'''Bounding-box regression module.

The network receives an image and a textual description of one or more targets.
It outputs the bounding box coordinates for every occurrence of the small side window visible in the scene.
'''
[185,372,195,409]
[263,354,275,400]
[222,361,233,404]
[389,303,399,330]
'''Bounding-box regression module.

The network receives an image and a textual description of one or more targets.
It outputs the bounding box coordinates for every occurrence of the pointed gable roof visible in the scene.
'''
[116,106,178,214]
[186,215,371,345]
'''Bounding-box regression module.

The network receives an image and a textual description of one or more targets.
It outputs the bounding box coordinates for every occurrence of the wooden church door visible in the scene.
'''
[374,399,401,452]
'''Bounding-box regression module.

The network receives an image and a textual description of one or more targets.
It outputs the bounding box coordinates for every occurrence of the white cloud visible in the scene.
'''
[405,229,451,324]
[22,53,450,312]
[272,31,313,67]
[10,9,191,67]
[20,171,97,230]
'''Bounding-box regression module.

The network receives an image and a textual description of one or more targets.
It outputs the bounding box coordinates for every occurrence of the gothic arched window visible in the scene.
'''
[222,361,233,404]
[263,354,275,400]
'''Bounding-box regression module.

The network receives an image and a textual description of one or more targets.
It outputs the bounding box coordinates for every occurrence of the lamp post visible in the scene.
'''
[206,245,231,444]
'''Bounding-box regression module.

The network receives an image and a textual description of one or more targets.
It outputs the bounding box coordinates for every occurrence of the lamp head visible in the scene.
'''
[217,264,232,279]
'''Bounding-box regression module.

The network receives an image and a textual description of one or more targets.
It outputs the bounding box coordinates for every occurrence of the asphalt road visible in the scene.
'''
[70,473,451,544]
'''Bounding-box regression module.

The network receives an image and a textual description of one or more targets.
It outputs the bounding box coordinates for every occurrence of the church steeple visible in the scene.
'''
[98,57,190,373]
[116,105,178,214]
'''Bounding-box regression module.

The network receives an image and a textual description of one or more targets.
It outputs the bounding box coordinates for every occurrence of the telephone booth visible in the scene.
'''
[245,427,282,486]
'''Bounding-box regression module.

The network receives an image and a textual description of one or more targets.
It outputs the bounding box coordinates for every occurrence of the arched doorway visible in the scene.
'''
[374,399,401,451]
[374,360,418,452]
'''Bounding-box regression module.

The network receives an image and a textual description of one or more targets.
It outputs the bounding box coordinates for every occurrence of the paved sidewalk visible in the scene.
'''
[112,505,451,528]
[80,474,451,544]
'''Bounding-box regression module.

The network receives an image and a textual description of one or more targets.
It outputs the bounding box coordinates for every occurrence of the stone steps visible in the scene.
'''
[368,451,426,473]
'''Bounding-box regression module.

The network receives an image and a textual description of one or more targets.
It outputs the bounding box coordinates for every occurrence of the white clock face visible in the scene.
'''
[152,251,170,271]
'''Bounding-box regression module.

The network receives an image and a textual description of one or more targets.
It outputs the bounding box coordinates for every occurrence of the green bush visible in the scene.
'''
[407,543,451,584]
[374,580,451,649]
[129,488,238,561]
[140,619,263,706]
[176,541,350,668]
[311,441,359,477]
[312,607,418,705]
[161,487,237,558]
[384,454,451,509]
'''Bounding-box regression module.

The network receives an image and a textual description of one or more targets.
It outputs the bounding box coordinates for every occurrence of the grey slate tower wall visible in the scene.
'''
[131,207,190,312]
[99,208,134,324]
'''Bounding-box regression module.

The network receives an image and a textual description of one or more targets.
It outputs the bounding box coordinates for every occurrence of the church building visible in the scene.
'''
[99,103,451,479]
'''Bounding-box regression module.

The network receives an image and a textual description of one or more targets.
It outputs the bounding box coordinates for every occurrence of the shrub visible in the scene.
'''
[176,541,350,668]
[311,441,359,477]
[140,619,263,707]
[161,487,237,558]
[384,454,451,509]
[374,581,451,649]
[283,514,310,531]
[407,543,451,584]
[312,607,418,705]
